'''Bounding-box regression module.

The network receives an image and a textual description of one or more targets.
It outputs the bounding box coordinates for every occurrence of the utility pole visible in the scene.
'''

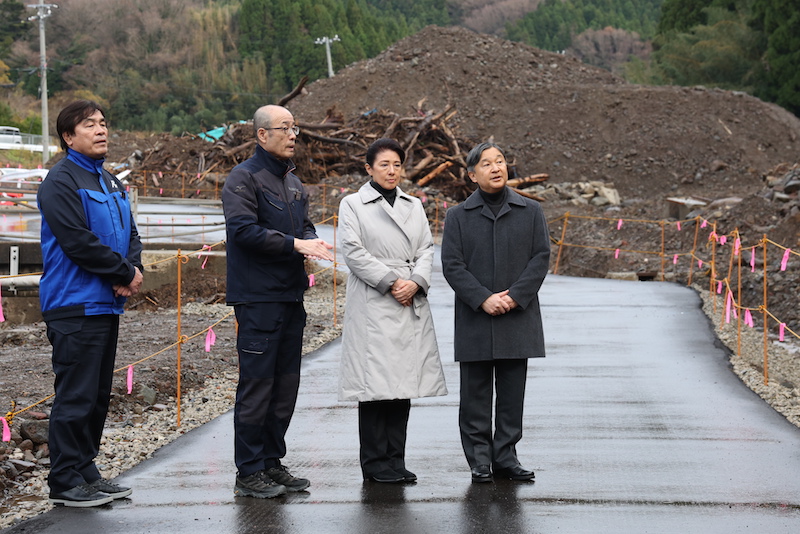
[314,35,340,78]
[27,3,57,167]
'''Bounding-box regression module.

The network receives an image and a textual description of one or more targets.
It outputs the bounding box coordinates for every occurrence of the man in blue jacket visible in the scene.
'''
[38,100,143,507]
[223,104,333,498]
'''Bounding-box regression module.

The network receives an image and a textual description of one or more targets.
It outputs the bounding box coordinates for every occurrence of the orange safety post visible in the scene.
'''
[735,229,742,357]
[659,221,666,281]
[710,222,718,314]
[687,216,701,286]
[333,213,339,328]
[761,235,769,385]
[176,250,185,426]
[553,213,570,275]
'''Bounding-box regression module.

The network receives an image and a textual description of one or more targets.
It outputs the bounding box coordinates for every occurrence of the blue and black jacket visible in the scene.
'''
[38,150,143,321]
[222,145,318,304]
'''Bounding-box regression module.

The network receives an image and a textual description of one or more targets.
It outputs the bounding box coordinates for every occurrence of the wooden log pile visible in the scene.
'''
[130,103,548,201]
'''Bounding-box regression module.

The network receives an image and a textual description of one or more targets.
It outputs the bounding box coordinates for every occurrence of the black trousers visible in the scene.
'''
[234,302,305,477]
[358,399,411,477]
[47,315,119,493]
[459,359,528,470]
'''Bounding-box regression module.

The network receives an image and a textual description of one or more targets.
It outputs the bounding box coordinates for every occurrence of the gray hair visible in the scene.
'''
[466,142,503,173]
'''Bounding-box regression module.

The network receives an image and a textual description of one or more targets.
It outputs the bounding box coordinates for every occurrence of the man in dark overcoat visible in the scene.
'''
[441,142,550,483]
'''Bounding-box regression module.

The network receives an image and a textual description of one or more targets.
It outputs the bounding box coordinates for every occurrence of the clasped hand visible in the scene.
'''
[391,279,419,307]
[480,289,518,316]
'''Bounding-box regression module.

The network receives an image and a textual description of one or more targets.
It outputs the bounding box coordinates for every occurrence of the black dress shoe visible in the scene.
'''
[470,464,493,483]
[394,467,417,482]
[365,469,404,483]
[493,465,535,481]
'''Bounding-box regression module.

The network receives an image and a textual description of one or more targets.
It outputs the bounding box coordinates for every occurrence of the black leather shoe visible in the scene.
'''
[470,464,493,483]
[365,469,404,483]
[493,465,535,481]
[395,467,417,482]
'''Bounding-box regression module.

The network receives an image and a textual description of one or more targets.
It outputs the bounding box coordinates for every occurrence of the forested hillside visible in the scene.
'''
[0,0,797,136]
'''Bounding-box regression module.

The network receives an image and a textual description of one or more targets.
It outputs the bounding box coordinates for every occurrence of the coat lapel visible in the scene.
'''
[358,183,415,241]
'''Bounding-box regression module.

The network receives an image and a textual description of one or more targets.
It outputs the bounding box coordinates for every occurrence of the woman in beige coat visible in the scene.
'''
[338,138,448,483]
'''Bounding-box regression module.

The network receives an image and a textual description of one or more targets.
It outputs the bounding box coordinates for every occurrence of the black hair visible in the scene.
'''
[466,142,503,173]
[56,100,105,151]
[366,138,405,166]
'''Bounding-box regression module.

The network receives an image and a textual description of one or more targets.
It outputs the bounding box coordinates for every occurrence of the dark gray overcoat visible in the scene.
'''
[441,187,550,362]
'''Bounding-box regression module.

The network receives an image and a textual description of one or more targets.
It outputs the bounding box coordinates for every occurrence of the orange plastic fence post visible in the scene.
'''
[176,250,183,427]
[687,217,701,286]
[659,221,666,281]
[333,214,338,328]
[762,235,769,385]
[553,213,570,275]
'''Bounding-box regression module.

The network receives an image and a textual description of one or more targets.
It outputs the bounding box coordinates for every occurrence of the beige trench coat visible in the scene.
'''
[338,182,448,402]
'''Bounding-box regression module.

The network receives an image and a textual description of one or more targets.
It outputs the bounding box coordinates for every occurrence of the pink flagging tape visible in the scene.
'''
[734,238,741,256]
[617,219,623,230]
[781,249,791,271]
[780,323,786,342]
[1,417,9,442]
[677,221,681,231]
[127,365,134,394]
[725,291,732,324]
[673,254,678,265]
[614,249,620,259]
[309,274,316,287]
[205,327,216,352]
[717,281,722,294]
[750,250,756,273]
[745,309,753,327]
[0,284,5,323]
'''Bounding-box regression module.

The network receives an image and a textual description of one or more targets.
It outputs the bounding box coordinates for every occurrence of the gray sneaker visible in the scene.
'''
[265,465,310,492]
[234,471,287,499]
[49,483,113,507]
[89,478,133,499]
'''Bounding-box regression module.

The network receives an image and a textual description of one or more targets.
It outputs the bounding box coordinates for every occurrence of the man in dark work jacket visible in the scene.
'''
[441,142,550,484]
[223,104,333,498]
[38,100,143,507]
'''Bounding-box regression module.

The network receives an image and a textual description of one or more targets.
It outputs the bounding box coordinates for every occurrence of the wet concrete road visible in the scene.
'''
[5,245,800,533]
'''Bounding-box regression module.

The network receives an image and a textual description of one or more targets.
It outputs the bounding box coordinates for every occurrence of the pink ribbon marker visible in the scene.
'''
[725,291,732,324]
[158,171,163,178]
[779,323,786,342]
[716,281,722,294]
[205,328,216,352]
[0,284,5,323]
[443,202,448,209]
[421,196,428,203]
[780,249,791,271]
[614,249,620,259]
[197,245,212,269]
[308,274,316,287]
[617,219,623,230]
[744,309,753,327]
[676,221,681,231]
[127,365,134,394]
[159,188,163,195]
[1,417,10,442]
[750,250,756,272]
[673,254,678,265]
[698,259,703,269]
[719,235,727,246]
[733,238,741,256]
[700,219,708,228]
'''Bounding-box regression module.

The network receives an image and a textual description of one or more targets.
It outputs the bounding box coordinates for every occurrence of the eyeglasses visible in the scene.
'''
[263,125,300,136]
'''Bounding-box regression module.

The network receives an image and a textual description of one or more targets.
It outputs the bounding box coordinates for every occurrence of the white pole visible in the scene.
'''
[314,35,340,78]
[27,3,57,167]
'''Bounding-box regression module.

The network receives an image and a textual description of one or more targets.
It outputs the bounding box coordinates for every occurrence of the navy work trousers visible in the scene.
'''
[46,315,119,493]
[233,302,305,477]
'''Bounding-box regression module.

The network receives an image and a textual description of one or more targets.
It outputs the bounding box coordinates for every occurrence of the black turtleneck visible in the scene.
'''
[479,187,507,216]
[370,180,398,207]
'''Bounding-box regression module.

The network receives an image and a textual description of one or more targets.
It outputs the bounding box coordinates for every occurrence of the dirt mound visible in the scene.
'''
[289,25,800,206]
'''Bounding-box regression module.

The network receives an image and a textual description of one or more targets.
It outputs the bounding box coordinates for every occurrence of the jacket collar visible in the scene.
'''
[67,148,105,176]
[254,144,296,178]
[464,186,525,210]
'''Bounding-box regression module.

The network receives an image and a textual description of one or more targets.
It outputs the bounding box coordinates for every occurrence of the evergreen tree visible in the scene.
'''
[751,0,800,115]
